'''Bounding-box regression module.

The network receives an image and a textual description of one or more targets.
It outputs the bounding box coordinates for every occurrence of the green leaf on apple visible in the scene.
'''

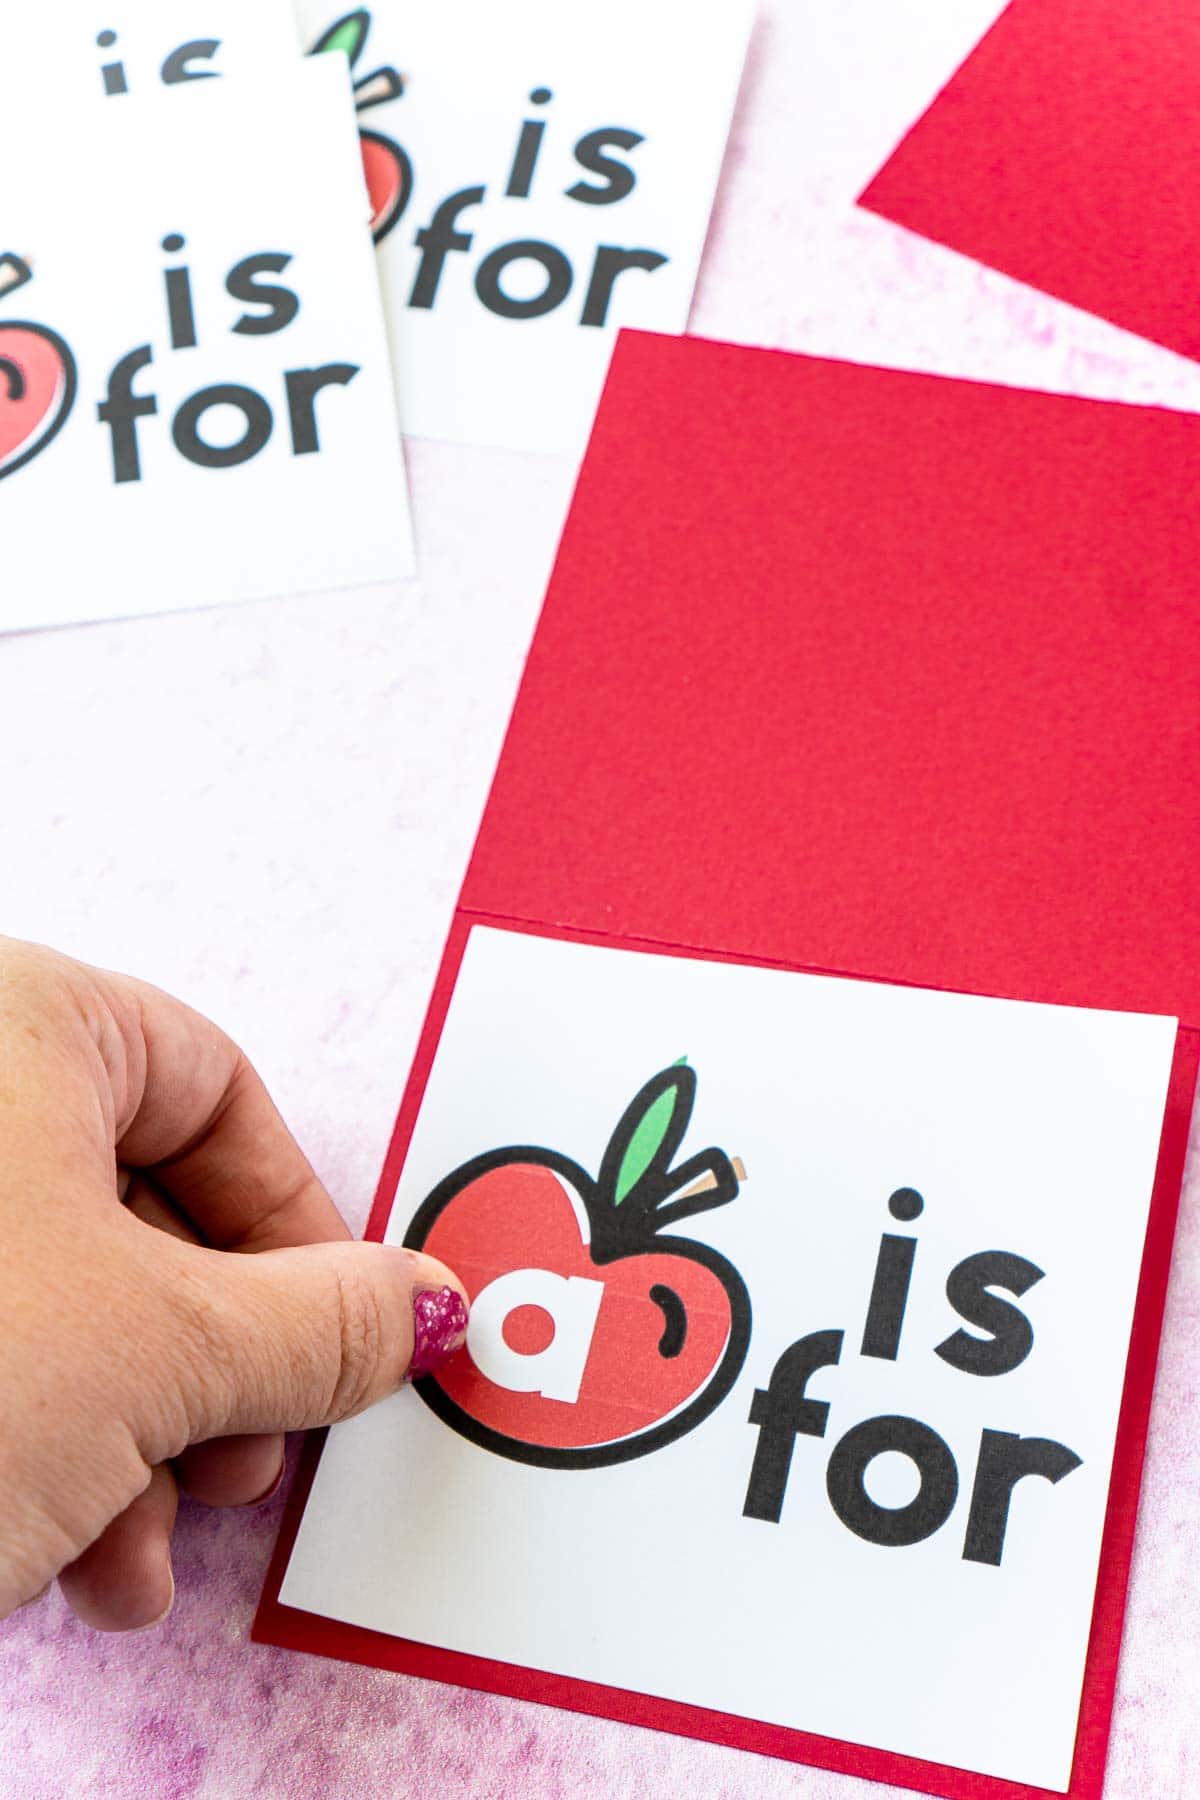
[614,1057,687,1204]
[311,9,371,65]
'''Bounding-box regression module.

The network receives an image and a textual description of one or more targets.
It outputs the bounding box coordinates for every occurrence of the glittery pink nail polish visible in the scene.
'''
[407,1285,469,1382]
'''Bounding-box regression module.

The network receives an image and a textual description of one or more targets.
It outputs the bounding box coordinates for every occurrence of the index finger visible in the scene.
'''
[97,962,349,1253]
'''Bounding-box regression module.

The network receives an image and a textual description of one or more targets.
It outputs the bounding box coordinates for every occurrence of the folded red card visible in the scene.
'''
[858,0,1200,361]
[256,334,1200,1799]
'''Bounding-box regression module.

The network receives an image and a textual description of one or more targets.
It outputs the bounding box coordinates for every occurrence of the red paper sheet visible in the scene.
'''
[858,0,1200,362]
[256,333,1200,1800]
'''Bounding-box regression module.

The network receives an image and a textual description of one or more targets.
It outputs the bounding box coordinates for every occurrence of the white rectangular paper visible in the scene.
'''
[294,0,754,452]
[280,925,1177,1792]
[0,55,413,633]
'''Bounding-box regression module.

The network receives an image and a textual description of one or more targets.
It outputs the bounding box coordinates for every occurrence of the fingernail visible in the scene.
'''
[407,1285,469,1382]
[131,1572,175,1634]
[240,1458,286,1509]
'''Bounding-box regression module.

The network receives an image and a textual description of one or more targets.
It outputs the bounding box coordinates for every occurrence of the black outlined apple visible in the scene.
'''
[0,254,77,482]
[405,1061,752,1469]
[310,9,412,242]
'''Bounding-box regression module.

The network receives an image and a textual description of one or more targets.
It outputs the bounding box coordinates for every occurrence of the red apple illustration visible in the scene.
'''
[310,9,412,243]
[405,1061,752,1469]
[0,254,77,482]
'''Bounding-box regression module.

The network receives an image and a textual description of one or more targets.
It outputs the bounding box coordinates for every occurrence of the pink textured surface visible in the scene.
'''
[1,4,1198,1795]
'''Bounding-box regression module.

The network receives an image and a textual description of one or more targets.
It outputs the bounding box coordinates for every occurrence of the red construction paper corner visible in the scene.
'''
[858,0,1200,361]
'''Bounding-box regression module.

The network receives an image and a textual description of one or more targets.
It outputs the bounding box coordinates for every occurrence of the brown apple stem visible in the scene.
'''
[353,68,404,111]
[0,254,32,300]
[676,1156,746,1201]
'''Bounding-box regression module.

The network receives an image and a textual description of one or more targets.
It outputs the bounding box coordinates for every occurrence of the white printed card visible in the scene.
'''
[271,925,1178,1794]
[293,0,754,452]
[0,55,413,633]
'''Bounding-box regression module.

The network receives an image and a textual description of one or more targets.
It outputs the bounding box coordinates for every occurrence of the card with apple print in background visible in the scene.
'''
[268,923,1177,1794]
[0,55,413,633]
[293,0,753,453]
[0,0,300,111]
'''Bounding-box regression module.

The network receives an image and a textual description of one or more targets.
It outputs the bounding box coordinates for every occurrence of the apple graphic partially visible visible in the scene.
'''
[0,254,77,483]
[310,9,412,243]
[356,129,411,243]
[405,1061,752,1469]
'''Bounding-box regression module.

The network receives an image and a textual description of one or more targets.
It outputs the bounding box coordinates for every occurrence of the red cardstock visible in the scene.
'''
[858,0,1200,362]
[256,333,1200,1800]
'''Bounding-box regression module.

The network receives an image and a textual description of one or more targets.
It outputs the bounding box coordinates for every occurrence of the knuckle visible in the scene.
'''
[0,939,75,1036]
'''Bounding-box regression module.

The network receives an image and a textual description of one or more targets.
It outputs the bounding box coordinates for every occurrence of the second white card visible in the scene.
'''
[0,55,413,633]
[296,0,754,453]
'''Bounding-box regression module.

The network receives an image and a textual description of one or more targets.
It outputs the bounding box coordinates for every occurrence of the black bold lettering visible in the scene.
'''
[226,254,300,337]
[409,187,485,310]
[935,1250,1044,1378]
[963,1429,1082,1566]
[161,39,220,84]
[285,364,359,454]
[475,240,573,320]
[826,1415,959,1548]
[97,29,127,96]
[567,127,643,204]
[861,1189,925,1361]
[506,88,552,198]
[743,1329,843,1524]
[861,1237,917,1359]
[97,346,157,483]
[171,383,272,469]
[161,234,197,350]
[580,246,668,327]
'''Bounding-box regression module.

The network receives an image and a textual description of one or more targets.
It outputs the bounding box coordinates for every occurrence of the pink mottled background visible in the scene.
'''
[2,3,1198,1795]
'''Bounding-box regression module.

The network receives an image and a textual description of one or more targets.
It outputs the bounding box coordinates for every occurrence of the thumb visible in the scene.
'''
[164,1240,470,1442]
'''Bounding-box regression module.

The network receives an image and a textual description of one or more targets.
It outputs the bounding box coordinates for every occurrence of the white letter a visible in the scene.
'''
[468,1267,603,1404]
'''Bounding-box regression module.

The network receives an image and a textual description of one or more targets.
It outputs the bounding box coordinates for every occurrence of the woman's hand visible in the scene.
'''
[0,937,468,1631]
